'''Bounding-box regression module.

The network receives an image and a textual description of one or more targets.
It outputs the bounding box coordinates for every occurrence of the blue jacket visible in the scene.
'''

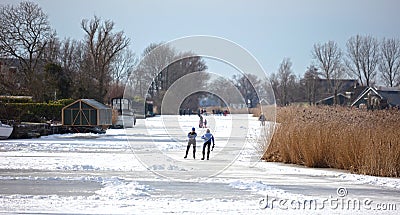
[201,133,214,144]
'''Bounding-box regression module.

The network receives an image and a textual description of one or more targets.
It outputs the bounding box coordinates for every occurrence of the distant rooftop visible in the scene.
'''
[374,86,400,92]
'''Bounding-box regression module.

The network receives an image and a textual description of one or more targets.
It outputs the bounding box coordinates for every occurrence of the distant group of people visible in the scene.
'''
[212,109,229,116]
[184,127,215,160]
[179,108,193,116]
[180,108,230,117]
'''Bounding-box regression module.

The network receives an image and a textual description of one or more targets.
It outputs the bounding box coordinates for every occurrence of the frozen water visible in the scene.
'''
[0,115,399,214]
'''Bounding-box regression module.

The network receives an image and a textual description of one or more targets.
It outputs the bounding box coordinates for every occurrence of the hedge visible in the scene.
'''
[0,96,33,103]
[0,99,74,122]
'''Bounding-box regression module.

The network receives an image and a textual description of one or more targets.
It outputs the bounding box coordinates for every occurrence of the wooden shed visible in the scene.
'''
[62,99,112,127]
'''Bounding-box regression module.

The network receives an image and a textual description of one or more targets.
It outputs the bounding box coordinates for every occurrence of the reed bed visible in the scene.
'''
[263,106,400,177]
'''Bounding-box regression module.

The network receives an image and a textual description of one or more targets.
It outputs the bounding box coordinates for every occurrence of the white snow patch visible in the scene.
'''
[96,177,152,199]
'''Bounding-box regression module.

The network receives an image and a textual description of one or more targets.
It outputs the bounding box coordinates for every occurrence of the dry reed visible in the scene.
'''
[263,106,400,177]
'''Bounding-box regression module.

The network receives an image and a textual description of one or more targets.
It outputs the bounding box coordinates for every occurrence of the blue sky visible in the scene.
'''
[2,0,400,77]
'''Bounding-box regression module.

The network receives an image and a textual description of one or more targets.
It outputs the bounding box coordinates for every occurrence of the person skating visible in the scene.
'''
[201,129,215,160]
[184,127,197,159]
[259,113,266,126]
[198,115,203,128]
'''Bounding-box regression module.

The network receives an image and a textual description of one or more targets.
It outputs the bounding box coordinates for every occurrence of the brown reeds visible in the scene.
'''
[263,106,400,177]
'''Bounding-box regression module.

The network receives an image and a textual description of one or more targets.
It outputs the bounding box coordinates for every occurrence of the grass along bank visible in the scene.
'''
[263,106,400,177]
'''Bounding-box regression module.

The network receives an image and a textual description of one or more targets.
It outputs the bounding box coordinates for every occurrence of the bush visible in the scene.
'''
[264,106,400,177]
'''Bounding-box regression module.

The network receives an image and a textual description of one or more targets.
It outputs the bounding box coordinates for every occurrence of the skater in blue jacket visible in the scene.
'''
[201,129,215,160]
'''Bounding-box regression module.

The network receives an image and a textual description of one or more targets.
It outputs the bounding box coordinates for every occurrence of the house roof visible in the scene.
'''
[315,79,359,90]
[0,58,20,67]
[307,79,359,101]
[316,93,348,105]
[379,90,400,106]
[375,86,400,92]
[351,87,380,107]
[351,87,400,107]
[316,93,346,102]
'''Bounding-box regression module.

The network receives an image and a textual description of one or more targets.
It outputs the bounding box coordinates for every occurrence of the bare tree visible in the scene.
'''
[379,38,400,87]
[303,65,320,105]
[260,77,276,106]
[81,16,130,102]
[346,35,379,86]
[60,38,84,76]
[331,65,347,104]
[131,43,208,112]
[154,54,208,111]
[42,34,61,64]
[233,73,262,108]
[108,48,137,98]
[59,38,89,99]
[312,41,344,104]
[312,41,342,81]
[277,58,295,106]
[111,49,137,84]
[209,77,235,103]
[269,72,280,104]
[345,35,363,85]
[0,1,53,100]
[134,43,176,98]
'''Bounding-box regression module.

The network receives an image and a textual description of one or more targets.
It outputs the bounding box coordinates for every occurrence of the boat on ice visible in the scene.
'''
[0,121,13,139]
[111,98,136,129]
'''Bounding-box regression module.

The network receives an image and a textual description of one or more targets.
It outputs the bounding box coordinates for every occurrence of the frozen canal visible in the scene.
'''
[0,115,399,214]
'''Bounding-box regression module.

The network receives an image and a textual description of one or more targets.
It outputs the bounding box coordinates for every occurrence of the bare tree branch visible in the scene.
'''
[379,38,400,87]
[80,16,130,102]
[0,1,53,100]
[346,35,379,86]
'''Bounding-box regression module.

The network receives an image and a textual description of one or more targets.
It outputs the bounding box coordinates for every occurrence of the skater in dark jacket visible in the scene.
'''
[259,113,266,126]
[184,127,197,159]
[201,129,215,160]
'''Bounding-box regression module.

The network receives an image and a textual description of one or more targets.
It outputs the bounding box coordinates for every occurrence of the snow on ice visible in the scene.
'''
[0,115,399,214]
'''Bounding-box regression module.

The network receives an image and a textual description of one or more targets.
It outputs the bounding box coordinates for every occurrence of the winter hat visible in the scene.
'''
[192,127,195,131]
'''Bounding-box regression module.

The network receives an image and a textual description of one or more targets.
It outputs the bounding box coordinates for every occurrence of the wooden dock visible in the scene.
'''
[9,122,69,139]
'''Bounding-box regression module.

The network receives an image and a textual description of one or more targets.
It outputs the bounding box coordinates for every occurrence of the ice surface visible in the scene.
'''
[0,115,399,214]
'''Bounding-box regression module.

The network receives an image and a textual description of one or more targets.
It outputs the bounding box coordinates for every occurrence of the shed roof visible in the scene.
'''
[63,99,111,110]
[81,99,110,109]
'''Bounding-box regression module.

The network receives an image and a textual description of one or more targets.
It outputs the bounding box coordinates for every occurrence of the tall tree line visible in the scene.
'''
[131,42,208,112]
[0,1,134,103]
[2,2,399,107]
[0,1,209,106]
[271,35,400,106]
